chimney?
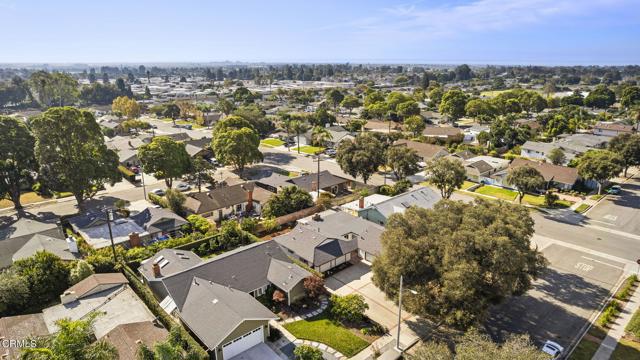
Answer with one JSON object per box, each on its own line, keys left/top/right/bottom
{"left": 311, "top": 181, "right": 318, "bottom": 192}
{"left": 129, "top": 232, "right": 142, "bottom": 247}
{"left": 60, "top": 290, "right": 77, "bottom": 305}
{"left": 358, "top": 196, "right": 365, "bottom": 209}
{"left": 152, "top": 262, "right": 161, "bottom": 278}
{"left": 66, "top": 236, "right": 79, "bottom": 254}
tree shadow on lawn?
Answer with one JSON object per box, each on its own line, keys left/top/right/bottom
{"left": 261, "top": 151, "right": 297, "bottom": 166}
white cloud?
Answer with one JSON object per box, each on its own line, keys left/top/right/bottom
{"left": 349, "top": 0, "right": 632, "bottom": 38}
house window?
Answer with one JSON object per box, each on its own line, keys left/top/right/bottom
{"left": 236, "top": 204, "right": 242, "bottom": 212}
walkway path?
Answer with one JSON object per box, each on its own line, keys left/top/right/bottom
{"left": 592, "top": 283, "right": 640, "bottom": 359}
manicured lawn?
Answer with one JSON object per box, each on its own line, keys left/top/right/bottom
{"left": 461, "top": 181, "right": 477, "bottom": 190}
{"left": 283, "top": 314, "right": 370, "bottom": 357}
{"left": 569, "top": 337, "right": 601, "bottom": 360}
{"left": 293, "top": 145, "right": 324, "bottom": 155}
{"left": 522, "top": 194, "right": 573, "bottom": 208}
{"left": 474, "top": 185, "right": 517, "bottom": 201}
{"left": 260, "top": 138, "right": 285, "bottom": 147}
{"left": 575, "top": 203, "right": 591, "bottom": 213}
{"left": 0, "top": 192, "right": 48, "bottom": 209}
{"left": 611, "top": 339, "right": 640, "bottom": 359}
{"left": 591, "top": 194, "right": 604, "bottom": 201}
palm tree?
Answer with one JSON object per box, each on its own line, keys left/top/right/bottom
{"left": 311, "top": 125, "right": 333, "bottom": 147}
{"left": 290, "top": 120, "right": 309, "bottom": 154}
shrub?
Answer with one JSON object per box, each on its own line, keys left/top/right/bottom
{"left": 148, "top": 193, "right": 166, "bottom": 207}
{"left": 303, "top": 276, "right": 325, "bottom": 299}
{"left": 240, "top": 217, "right": 259, "bottom": 234}
{"left": 544, "top": 192, "right": 559, "bottom": 207}
{"left": 330, "top": 294, "right": 369, "bottom": 323}
{"left": 259, "top": 217, "right": 280, "bottom": 234}
{"left": 615, "top": 275, "right": 638, "bottom": 301}
{"left": 268, "top": 327, "right": 282, "bottom": 342}
{"left": 187, "top": 214, "right": 214, "bottom": 234}
{"left": 69, "top": 260, "right": 95, "bottom": 285}
{"left": 273, "top": 290, "right": 286, "bottom": 304}
{"left": 294, "top": 345, "right": 323, "bottom": 360}
{"left": 165, "top": 189, "right": 186, "bottom": 215}
{"left": 598, "top": 300, "right": 622, "bottom": 327}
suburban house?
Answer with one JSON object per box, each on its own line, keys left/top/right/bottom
{"left": 303, "top": 125, "right": 354, "bottom": 148}
{"left": 521, "top": 134, "right": 611, "bottom": 164}
{"left": 11, "top": 232, "right": 81, "bottom": 264}
{"left": 139, "top": 248, "right": 203, "bottom": 299}
{"left": 593, "top": 122, "right": 636, "bottom": 137}
{"left": 392, "top": 139, "right": 449, "bottom": 163}
{"left": 340, "top": 194, "right": 392, "bottom": 216}
{"left": 184, "top": 136, "right": 213, "bottom": 159}
{"left": 42, "top": 273, "right": 157, "bottom": 339}
{"left": 275, "top": 210, "right": 385, "bottom": 269}
{"left": 106, "top": 136, "right": 146, "bottom": 168}
{"left": 0, "top": 313, "right": 50, "bottom": 359}
{"left": 287, "top": 170, "right": 353, "bottom": 196}
{"left": 422, "top": 126, "right": 463, "bottom": 140}
{"left": 447, "top": 150, "right": 476, "bottom": 162}
{"left": 463, "top": 124, "right": 490, "bottom": 144}
{"left": 156, "top": 241, "right": 311, "bottom": 359}
{"left": 67, "top": 206, "right": 187, "bottom": 249}
{"left": 102, "top": 321, "right": 169, "bottom": 360}
{"left": 461, "top": 155, "right": 510, "bottom": 183}
{"left": 184, "top": 182, "right": 273, "bottom": 221}
{"left": 0, "top": 217, "right": 63, "bottom": 269}
{"left": 357, "top": 187, "right": 442, "bottom": 225}
{"left": 495, "top": 158, "right": 580, "bottom": 190}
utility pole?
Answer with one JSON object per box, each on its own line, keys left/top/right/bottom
{"left": 105, "top": 209, "right": 117, "bottom": 264}
{"left": 396, "top": 274, "right": 417, "bottom": 353}
{"left": 316, "top": 152, "right": 321, "bottom": 199}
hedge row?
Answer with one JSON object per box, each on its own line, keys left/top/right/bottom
{"left": 121, "top": 265, "right": 209, "bottom": 359}
{"left": 614, "top": 275, "right": 638, "bottom": 301}
{"left": 598, "top": 300, "right": 622, "bottom": 328}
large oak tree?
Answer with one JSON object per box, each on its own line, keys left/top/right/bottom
{"left": 372, "top": 199, "right": 546, "bottom": 328}
{"left": 31, "top": 107, "right": 121, "bottom": 208}
{"left": 138, "top": 136, "right": 191, "bottom": 189}
{"left": 0, "top": 116, "right": 37, "bottom": 211}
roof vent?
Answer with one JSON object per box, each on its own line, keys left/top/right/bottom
{"left": 212, "top": 299, "right": 218, "bottom": 304}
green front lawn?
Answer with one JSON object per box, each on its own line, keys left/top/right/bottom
{"left": 569, "top": 338, "right": 600, "bottom": 360}
{"left": 283, "top": 314, "right": 370, "bottom": 357}
{"left": 261, "top": 138, "right": 285, "bottom": 147}
{"left": 293, "top": 145, "right": 324, "bottom": 155}
{"left": 575, "top": 203, "right": 591, "bottom": 213}
{"left": 612, "top": 339, "right": 640, "bottom": 359}
{"left": 461, "top": 181, "right": 477, "bottom": 190}
{"left": 521, "top": 194, "right": 573, "bottom": 208}
{"left": 474, "top": 185, "right": 518, "bottom": 201}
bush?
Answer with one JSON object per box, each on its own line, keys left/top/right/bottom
{"left": 303, "top": 276, "right": 325, "bottom": 299}
{"left": 598, "top": 300, "right": 622, "bottom": 327}
{"left": 240, "top": 217, "right": 259, "bottom": 234}
{"left": 259, "top": 217, "right": 280, "bottom": 234}
{"left": 165, "top": 189, "right": 186, "bottom": 215}
{"left": 294, "top": 345, "right": 323, "bottom": 360}
{"left": 268, "top": 327, "right": 282, "bottom": 342}
{"left": 544, "top": 192, "right": 559, "bottom": 207}
{"left": 148, "top": 193, "right": 166, "bottom": 207}
{"left": 615, "top": 275, "right": 638, "bottom": 301}
{"left": 69, "top": 260, "right": 94, "bottom": 285}
{"left": 330, "top": 294, "right": 369, "bottom": 323}
{"left": 187, "top": 214, "right": 214, "bottom": 234}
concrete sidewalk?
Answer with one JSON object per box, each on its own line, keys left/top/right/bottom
{"left": 592, "top": 282, "right": 640, "bottom": 360}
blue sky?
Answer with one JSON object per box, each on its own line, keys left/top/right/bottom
{"left": 1, "top": 0, "right": 639, "bottom": 65}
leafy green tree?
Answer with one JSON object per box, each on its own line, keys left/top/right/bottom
{"left": 262, "top": 185, "right": 313, "bottom": 218}
{"left": 386, "top": 146, "right": 420, "bottom": 180}
{"left": 28, "top": 71, "right": 79, "bottom": 107}
{"left": 439, "top": 89, "right": 469, "bottom": 121}
{"left": 585, "top": 85, "right": 616, "bottom": 109}
{"left": 165, "top": 189, "right": 187, "bottom": 215}
{"left": 21, "top": 314, "right": 118, "bottom": 360}
{"left": 489, "top": 116, "right": 530, "bottom": 148}
{"left": 621, "top": 86, "right": 640, "bottom": 109}
{"left": 560, "top": 90, "right": 584, "bottom": 107}
{"left": 13, "top": 251, "right": 70, "bottom": 308}
{"left": 0, "top": 269, "right": 30, "bottom": 316}
{"left": 325, "top": 89, "right": 345, "bottom": 113}
{"left": 506, "top": 166, "right": 546, "bottom": 203}
{"left": 31, "top": 107, "right": 121, "bottom": 208}
{"left": 187, "top": 214, "right": 215, "bottom": 234}
{"left": 464, "top": 99, "right": 497, "bottom": 122}
{"left": 340, "top": 95, "right": 361, "bottom": 117}
{"left": 0, "top": 116, "right": 38, "bottom": 211}
{"left": 163, "top": 103, "right": 181, "bottom": 122}
{"left": 336, "top": 133, "right": 385, "bottom": 184}
{"left": 547, "top": 148, "right": 566, "bottom": 165}
{"left": 186, "top": 156, "right": 214, "bottom": 192}
{"left": 311, "top": 125, "right": 333, "bottom": 147}
{"left": 428, "top": 86, "right": 444, "bottom": 108}
{"left": 425, "top": 157, "right": 466, "bottom": 199}
{"left": 79, "top": 83, "right": 119, "bottom": 105}
{"left": 397, "top": 100, "right": 420, "bottom": 120}
{"left": 233, "top": 104, "right": 273, "bottom": 136}
{"left": 330, "top": 294, "right": 369, "bottom": 323}
{"left": 577, "top": 150, "right": 623, "bottom": 194}
{"left": 69, "top": 260, "right": 94, "bottom": 285}
{"left": 403, "top": 115, "right": 425, "bottom": 137}
{"left": 293, "top": 345, "right": 323, "bottom": 360}
{"left": 608, "top": 133, "right": 640, "bottom": 177}
{"left": 372, "top": 200, "right": 546, "bottom": 328}
{"left": 212, "top": 126, "right": 262, "bottom": 177}
{"left": 218, "top": 221, "right": 253, "bottom": 250}
{"left": 289, "top": 119, "right": 310, "bottom": 154}
{"left": 410, "top": 329, "right": 548, "bottom": 360}
{"left": 138, "top": 136, "right": 191, "bottom": 188}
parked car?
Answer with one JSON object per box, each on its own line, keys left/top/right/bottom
{"left": 541, "top": 340, "right": 564, "bottom": 359}
{"left": 324, "top": 148, "right": 337, "bottom": 157}
{"left": 175, "top": 183, "right": 191, "bottom": 192}
{"left": 207, "top": 157, "right": 220, "bottom": 167}
{"left": 607, "top": 185, "right": 622, "bottom": 195}
{"left": 150, "top": 189, "right": 165, "bottom": 196}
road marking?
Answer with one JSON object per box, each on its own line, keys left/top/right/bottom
{"left": 590, "top": 219, "right": 616, "bottom": 226}
{"left": 580, "top": 256, "right": 625, "bottom": 270}
{"left": 585, "top": 224, "right": 640, "bottom": 242}
{"left": 603, "top": 214, "right": 618, "bottom": 222}
{"left": 575, "top": 262, "right": 594, "bottom": 272}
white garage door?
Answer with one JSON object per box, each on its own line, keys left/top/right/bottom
{"left": 222, "top": 326, "right": 263, "bottom": 359}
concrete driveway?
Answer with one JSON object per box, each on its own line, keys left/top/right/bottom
{"left": 325, "top": 263, "right": 409, "bottom": 330}
{"left": 229, "top": 343, "right": 282, "bottom": 360}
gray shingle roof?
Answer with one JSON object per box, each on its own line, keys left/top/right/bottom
{"left": 288, "top": 170, "right": 349, "bottom": 192}
{"left": 130, "top": 207, "right": 187, "bottom": 234}
{"left": 178, "top": 278, "right": 276, "bottom": 350}
{"left": 12, "top": 234, "right": 80, "bottom": 262}
{"left": 139, "top": 248, "right": 202, "bottom": 280}
{"left": 364, "top": 187, "right": 441, "bottom": 220}
{"left": 184, "top": 182, "right": 256, "bottom": 214}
